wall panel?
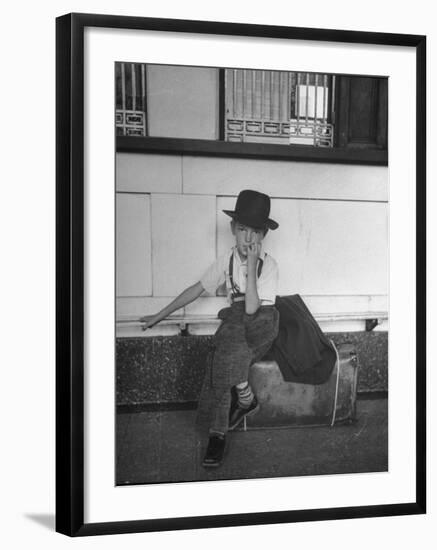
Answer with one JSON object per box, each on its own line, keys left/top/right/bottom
{"left": 217, "top": 196, "right": 388, "bottom": 296}
{"left": 116, "top": 153, "right": 182, "bottom": 193}
{"left": 151, "top": 194, "right": 217, "bottom": 296}
{"left": 183, "top": 156, "right": 388, "bottom": 201}
{"left": 116, "top": 193, "right": 152, "bottom": 297}
{"left": 147, "top": 65, "right": 218, "bottom": 140}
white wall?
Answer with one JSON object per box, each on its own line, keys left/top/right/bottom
{"left": 146, "top": 65, "right": 219, "bottom": 139}
{"left": 116, "top": 193, "right": 152, "bottom": 296}
{"left": 116, "top": 152, "right": 388, "bottom": 333}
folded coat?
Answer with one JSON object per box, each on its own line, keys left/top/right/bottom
{"left": 268, "top": 294, "right": 337, "bottom": 384}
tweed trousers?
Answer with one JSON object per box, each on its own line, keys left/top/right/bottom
{"left": 195, "top": 301, "right": 279, "bottom": 435}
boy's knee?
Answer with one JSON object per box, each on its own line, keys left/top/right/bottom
{"left": 245, "top": 307, "right": 278, "bottom": 343}
{"left": 214, "top": 320, "right": 244, "bottom": 343}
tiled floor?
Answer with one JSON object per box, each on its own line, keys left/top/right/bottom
{"left": 116, "top": 398, "right": 388, "bottom": 485}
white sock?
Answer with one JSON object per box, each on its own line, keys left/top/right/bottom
{"left": 236, "top": 382, "right": 254, "bottom": 408}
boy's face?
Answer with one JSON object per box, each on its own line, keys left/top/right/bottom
{"left": 231, "top": 220, "right": 265, "bottom": 259}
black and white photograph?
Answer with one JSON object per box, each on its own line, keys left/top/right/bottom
{"left": 2, "top": 0, "right": 433, "bottom": 546}
{"left": 53, "top": 10, "right": 426, "bottom": 537}
{"left": 115, "top": 62, "right": 389, "bottom": 484}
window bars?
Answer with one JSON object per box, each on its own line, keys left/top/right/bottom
{"left": 115, "top": 64, "right": 335, "bottom": 147}
{"left": 115, "top": 63, "right": 147, "bottom": 136}
{"left": 224, "top": 69, "right": 335, "bottom": 147}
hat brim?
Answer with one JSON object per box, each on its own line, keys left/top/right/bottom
{"left": 223, "top": 210, "right": 279, "bottom": 230}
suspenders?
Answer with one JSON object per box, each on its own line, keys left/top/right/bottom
{"left": 228, "top": 250, "right": 264, "bottom": 302}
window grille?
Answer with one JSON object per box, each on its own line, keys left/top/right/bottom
{"left": 224, "top": 69, "right": 335, "bottom": 147}
{"left": 115, "top": 62, "right": 147, "bottom": 136}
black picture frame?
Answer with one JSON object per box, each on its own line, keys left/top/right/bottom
{"left": 56, "top": 12, "right": 426, "bottom": 537}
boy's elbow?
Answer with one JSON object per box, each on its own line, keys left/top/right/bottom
{"left": 245, "top": 300, "right": 261, "bottom": 316}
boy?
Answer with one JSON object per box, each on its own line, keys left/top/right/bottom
{"left": 140, "top": 190, "right": 280, "bottom": 468}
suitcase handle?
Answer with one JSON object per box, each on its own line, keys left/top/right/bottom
{"left": 329, "top": 339, "right": 341, "bottom": 427}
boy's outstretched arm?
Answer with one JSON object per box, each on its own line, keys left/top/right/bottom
{"left": 140, "top": 281, "right": 204, "bottom": 330}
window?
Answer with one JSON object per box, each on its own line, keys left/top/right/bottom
{"left": 224, "top": 69, "right": 334, "bottom": 147}
{"left": 115, "top": 62, "right": 147, "bottom": 136}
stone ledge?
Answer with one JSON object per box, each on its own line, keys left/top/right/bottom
{"left": 116, "top": 331, "right": 387, "bottom": 406}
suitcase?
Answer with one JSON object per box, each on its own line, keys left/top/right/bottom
{"left": 242, "top": 342, "right": 359, "bottom": 429}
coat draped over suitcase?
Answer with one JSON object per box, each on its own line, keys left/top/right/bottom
{"left": 269, "top": 294, "right": 337, "bottom": 384}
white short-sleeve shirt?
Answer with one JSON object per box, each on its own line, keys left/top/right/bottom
{"left": 200, "top": 246, "right": 279, "bottom": 305}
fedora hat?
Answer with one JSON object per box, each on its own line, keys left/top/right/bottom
{"left": 223, "top": 189, "right": 279, "bottom": 230}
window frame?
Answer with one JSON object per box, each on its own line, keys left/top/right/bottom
{"left": 116, "top": 135, "right": 387, "bottom": 165}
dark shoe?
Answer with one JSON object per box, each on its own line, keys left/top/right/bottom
{"left": 228, "top": 396, "right": 260, "bottom": 431}
{"left": 228, "top": 386, "right": 239, "bottom": 422}
{"left": 202, "top": 434, "right": 227, "bottom": 468}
